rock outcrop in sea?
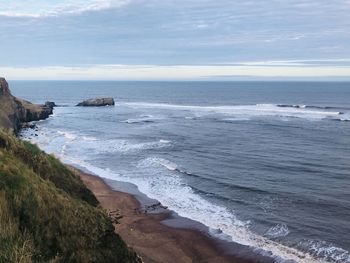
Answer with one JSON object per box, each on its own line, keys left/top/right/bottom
{"left": 76, "top": 97, "right": 115, "bottom": 107}
{"left": 45, "top": 101, "right": 56, "bottom": 109}
{"left": 0, "top": 77, "right": 54, "bottom": 133}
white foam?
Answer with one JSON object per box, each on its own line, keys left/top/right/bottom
{"left": 87, "top": 139, "right": 171, "bottom": 153}
{"left": 121, "top": 102, "right": 344, "bottom": 121}
{"left": 265, "top": 224, "right": 290, "bottom": 238}
{"left": 122, "top": 118, "right": 152, "bottom": 124}
{"left": 61, "top": 144, "right": 67, "bottom": 155}
{"left": 57, "top": 130, "right": 77, "bottom": 140}
{"left": 159, "top": 139, "right": 171, "bottom": 144}
{"left": 82, "top": 136, "right": 97, "bottom": 141}
{"left": 22, "top": 128, "right": 173, "bottom": 163}
{"left": 298, "top": 240, "right": 350, "bottom": 263}
{"left": 32, "top": 129, "right": 171, "bottom": 155}
{"left": 21, "top": 128, "right": 69, "bottom": 154}
{"left": 138, "top": 157, "right": 178, "bottom": 171}
{"left": 121, "top": 114, "right": 163, "bottom": 124}
{"left": 337, "top": 118, "right": 350, "bottom": 122}
{"left": 222, "top": 117, "right": 251, "bottom": 122}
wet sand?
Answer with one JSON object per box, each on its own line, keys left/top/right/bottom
{"left": 69, "top": 166, "right": 267, "bottom": 263}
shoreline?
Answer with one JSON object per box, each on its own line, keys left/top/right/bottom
{"left": 68, "top": 165, "right": 271, "bottom": 263}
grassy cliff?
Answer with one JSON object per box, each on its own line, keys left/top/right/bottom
{"left": 0, "top": 130, "right": 140, "bottom": 263}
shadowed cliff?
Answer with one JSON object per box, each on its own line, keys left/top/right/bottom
{"left": 0, "top": 78, "right": 53, "bottom": 134}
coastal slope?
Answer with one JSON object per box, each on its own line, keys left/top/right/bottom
{"left": 0, "top": 130, "right": 140, "bottom": 262}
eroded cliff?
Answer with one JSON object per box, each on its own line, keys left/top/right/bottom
{"left": 0, "top": 78, "right": 53, "bottom": 133}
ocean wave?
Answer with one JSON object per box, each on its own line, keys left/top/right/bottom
{"left": 138, "top": 157, "right": 178, "bottom": 171}
{"left": 101, "top": 139, "right": 171, "bottom": 153}
{"left": 121, "top": 118, "right": 155, "bottom": 124}
{"left": 53, "top": 130, "right": 172, "bottom": 154}
{"left": 277, "top": 104, "right": 304, "bottom": 109}
{"left": 82, "top": 136, "right": 97, "bottom": 141}
{"left": 121, "top": 102, "right": 346, "bottom": 121}
{"left": 221, "top": 117, "right": 251, "bottom": 122}
{"left": 58, "top": 138, "right": 172, "bottom": 155}
{"left": 21, "top": 128, "right": 172, "bottom": 156}
{"left": 57, "top": 130, "right": 77, "bottom": 141}
{"left": 297, "top": 240, "right": 350, "bottom": 263}
{"left": 265, "top": 224, "right": 290, "bottom": 238}
{"left": 331, "top": 118, "right": 350, "bottom": 122}
{"left": 277, "top": 104, "right": 350, "bottom": 111}
{"left": 121, "top": 114, "right": 163, "bottom": 124}
{"left": 20, "top": 128, "right": 78, "bottom": 156}
{"left": 139, "top": 157, "right": 196, "bottom": 176}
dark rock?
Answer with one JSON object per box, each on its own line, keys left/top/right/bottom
{"left": 45, "top": 101, "right": 56, "bottom": 109}
{"left": 76, "top": 98, "right": 115, "bottom": 107}
{"left": 21, "top": 123, "right": 37, "bottom": 129}
{"left": 138, "top": 202, "right": 168, "bottom": 214}
{"left": 13, "top": 98, "right": 53, "bottom": 123}
{"left": 0, "top": 78, "right": 11, "bottom": 96}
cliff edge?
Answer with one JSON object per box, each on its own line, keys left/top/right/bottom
{"left": 0, "top": 78, "right": 53, "bottom": 134}
{"left": 0, "top": 78, "right": 140, "bottom": 262}
{"left": 0, "top": 130, "right": 140, "bottom": 262}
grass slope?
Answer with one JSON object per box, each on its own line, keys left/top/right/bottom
{"left": 0, "top": 130, "right": 140, "bottom": 263}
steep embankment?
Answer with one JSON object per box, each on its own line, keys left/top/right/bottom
{"left": 0, "top": 131, "right": 140, "bottom": 262}
{"left": 0, "top": 78, "right": 53, "bottom": 134}
{"left": 0, "top": 79, "right": 140, "bottom": 262}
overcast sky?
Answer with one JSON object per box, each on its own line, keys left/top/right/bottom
{"left": 1, "top": 0, "right": 350, "bottom": 80}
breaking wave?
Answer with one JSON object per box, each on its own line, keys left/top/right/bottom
{"left": 277, "top": 104, "right": 350, "bottom": 111}
{"left": 265, "top": 224, "right": 290, "bottom": 238}
{"left": 297, "top": 240, "right": 350, "bottom": 263}
{"left": 121, "top": 102, "right": 348, "bottom": 121}
{"left": 121, "top": 114, "right": 164, "bottom": 124}
{"left": 21, "top": 128, "right": 172, "bottom": 156}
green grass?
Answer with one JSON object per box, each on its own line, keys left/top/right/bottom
{"left": 0, "top": 130, "right": 140, "bottom": 263}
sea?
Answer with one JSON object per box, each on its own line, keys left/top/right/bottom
{"left": 11, "top": 81, "right": 350, "bottom": 263}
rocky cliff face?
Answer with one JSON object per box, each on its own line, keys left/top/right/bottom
{"left": 0, "top": 78, "right": 11, "bottom": 96}
{"left": 77, "top": 97, "right": 115, "bottom": 107}
{"left": 0, "top": 77, "right": 53, "bottom": 133}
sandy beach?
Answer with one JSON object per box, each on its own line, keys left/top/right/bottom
{"left": 68, "top": 166, "right": 263, "bottom": 263}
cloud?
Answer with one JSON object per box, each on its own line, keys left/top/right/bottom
{"left": 221, "top": 59, "right": 350, "bottom": 67}
{"left": 0, "top": 0, "right": 130, "bottom": 18}
{"left": 1, "top": 63, "right": 350, "bottom": 80}
{"left": 0, "top": 0, "right": 350, "bottom": 70}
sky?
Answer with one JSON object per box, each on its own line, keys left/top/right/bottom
{"left": 0, "top": 0, "right": 350, "bottom": 80}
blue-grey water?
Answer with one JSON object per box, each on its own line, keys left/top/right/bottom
{"left": 11, "top": 81, "right": 350, "bottom": 263}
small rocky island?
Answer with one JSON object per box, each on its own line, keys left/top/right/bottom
{"left": 0, "top": 78, "right": 54, "bottom": 134}
{"left": 76, "top": 97, "right": 115, "bottom": 107}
